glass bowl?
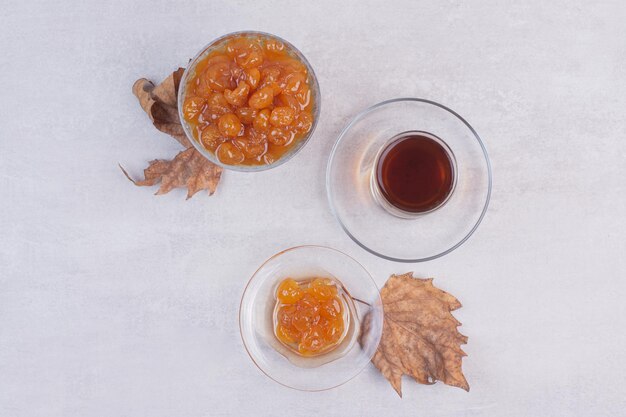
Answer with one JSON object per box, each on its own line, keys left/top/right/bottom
{"left": 326, "top": 98, "right": 492, "bottom": 262}
{"left": 239, "top": 245, "right": 384, "bottom": 391}
{"left": 177, "top": 31, "right": 321, "bottom": 172}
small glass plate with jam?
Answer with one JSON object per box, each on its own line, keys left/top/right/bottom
{"left": 239, "top": 246, "right": 383, "bottom": 391}
{"left": 326, "top": 98, "right": 492, "bottom": 262}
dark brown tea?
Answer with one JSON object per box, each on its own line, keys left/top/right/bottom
{"left": 375, "top": 133, "right": 455, "bottom": 213}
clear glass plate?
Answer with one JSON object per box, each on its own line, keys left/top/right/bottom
{"left": 239, "top": 246, "right": 383, "bottom": 391}
{"left": 326, "top": 98, "right": 492, "bottom": 262}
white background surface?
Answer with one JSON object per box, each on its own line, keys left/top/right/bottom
{"left": 1, "top": 1, "right": 625, "bottom": 416}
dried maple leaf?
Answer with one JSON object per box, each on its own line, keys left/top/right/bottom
{"left": 369, "top": 273, "right": 469, "bottom": 397}
{"left": 123, "top": 69, "right": 223, "bottom": 198}
{"left": 120, "top": 148, "right": 222, "bottom": 199}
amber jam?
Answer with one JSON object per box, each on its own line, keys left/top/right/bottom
{"left": 181, "top": 34, "right": 315, "bottom": 167}
{"left": 374, "top": 132, "right": 456, "bottom": 215}
{"left": 273, "top": 277, "right": 350, "bottom": 357}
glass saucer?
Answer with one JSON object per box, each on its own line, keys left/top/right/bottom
{"left": 326, "top": 98, "right": 492, "bottom": 262}
{"left": 239, "top": 246, "right": 383, "bottom": 391}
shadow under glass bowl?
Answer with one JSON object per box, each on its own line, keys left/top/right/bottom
{"left": 326, "top": 98, "right": 492, "bottom": 263}
{"left": 177, "top": 31, "right": 321, "bottom": 172}
{"left": 239, "top": 245, "right": 384, "bottom": 391}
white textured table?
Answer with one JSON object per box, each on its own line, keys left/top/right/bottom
{"left": 2, "top": 1, "right": 625, "bottom": 416}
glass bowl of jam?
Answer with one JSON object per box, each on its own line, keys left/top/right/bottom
{"left": 239, "top": 245, "right": 383, "bottom": 391}
{"left": 326, "top": 98, "right": 492, "bottom": 262}
{"left": 178, "top": 31, "right": 321, "bottom": 171}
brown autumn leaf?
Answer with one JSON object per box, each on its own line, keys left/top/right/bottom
{"left": 120, "top": 147, "right": 222, "bottom": 199}
{"left": 132, "top": 68, "right": 190, "bottom": 147}
{"left": 122, "top": 69, "right": 223, "bottom": 198}
{"left": 369, "top": 273, "right": 469, "bottom": 397}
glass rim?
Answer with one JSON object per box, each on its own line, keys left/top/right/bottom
{"left": 326, "top": 97, "right": 493, "bottom": 263}
{"left": 177, "top": 30, "right": 321, "bottom": 172}
{"left": 238, "top": 244, "right": 383, "bottom": 391}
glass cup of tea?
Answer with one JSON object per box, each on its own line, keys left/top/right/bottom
{"left": 370, "top": 130, "right": 458, "bottom": 219}
{"left": 326, "top": 98, "right": 492, "bottom": 262}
